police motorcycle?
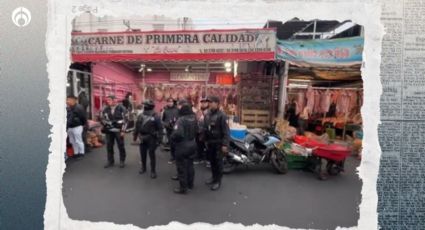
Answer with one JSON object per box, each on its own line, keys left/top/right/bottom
{"left": 224, "top": 124, "right": 288, "bottom": 174}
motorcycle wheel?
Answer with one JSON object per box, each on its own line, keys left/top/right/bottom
{"left": 270, "top": 149, "right": 288, "bottom": 174}
{"left": 223, "top": 156, "right": 237, "bottom": 174}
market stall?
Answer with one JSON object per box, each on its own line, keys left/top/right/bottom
{"left": 70, "top": 28, "right": 277, "bottom": 130}
{"left": 275, "top": 37, "right": 364, "bottom": 175}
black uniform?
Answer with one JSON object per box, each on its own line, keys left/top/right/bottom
{"left": 285, "top": 102, "right": 298, "bottom": 127}
{"left": 100, "top": 103, "right": 128, "bottom": 165}
{"left": 133, "top": 108, "right": 163, "bottom": 176}
{"left": 171, "top": 104, "right": 198, "bottom": 192}
{"left": 196, "top": 108, "right": 208, "bottom": 162}
{"left": 162, "top": 104, "right": 179, "bottom": 160}
{"left": 67, "top": 103, "right": 87, "bottom": 129}
{"left": 203, "top": 108, "right": 230, "bottom": 186}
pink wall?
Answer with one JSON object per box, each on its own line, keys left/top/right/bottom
{"left": 91, "top": 61, "right": 236, "bottom": 115}
{"left": 92, "top": 62, "right": 142, "bottom": 114}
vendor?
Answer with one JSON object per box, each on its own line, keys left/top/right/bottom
{"left": 298, "top": 106, "right": 309, "bottom": 135}
{"left": 285, "top": 99, "right": 298, "bottom": 128}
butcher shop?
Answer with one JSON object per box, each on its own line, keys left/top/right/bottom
{"left": 68, "top": 28, "right": 278, "bottom": 135}
{"left": 275, "top": 36, "right": 364, "bottom": 163}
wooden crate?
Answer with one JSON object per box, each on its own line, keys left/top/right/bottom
{"left": 241, "top": 110, "right": 271, "bottom": 128}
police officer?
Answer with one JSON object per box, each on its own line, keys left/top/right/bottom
{"left": 194, "top": 97, "right": 209, "bottom": 165}
{"left": 162, "top": 97, "right": 179, "bottom": 163}
{"left": 203, "top": 96, "right": 230, "bottom": 191}
{"left": 133, "top": 99, "right": 163, "bottom": 179}
{"left": 100, "top": 95, "right": 128, "bottom": 168}
{"left": 171, "top": 100, "right": 198, "bottom": 194}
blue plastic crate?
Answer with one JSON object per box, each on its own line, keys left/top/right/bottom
{"left": 230, "top": 129, "right": 246, "bottom": 140}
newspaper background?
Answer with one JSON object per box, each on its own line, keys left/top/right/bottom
{"left": 377, "top": 0, "right": 425, "bottom": 229}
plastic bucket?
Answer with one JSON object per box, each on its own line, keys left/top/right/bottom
{"left": 230, "top": 128, "right": 247, "bottom": 140}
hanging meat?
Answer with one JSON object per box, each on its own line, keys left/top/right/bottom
{"left": 296, "top": 90, "right": 305, "bottom": 115}
{"left": 358, "top": 91, "right": 363, "bottom": 108}
{"left": 164, "top": 86, "right": 171, "bottom": 100}
{"left": 200, "top": 86, "right": 207, "bottom": 98}
{"left": 146, "top": 86, "right": 155, "bottom": 100}
{"left": 336, "top": 90, "right": 350, "bottom": 115}
{"left": 183, "top": 86, "right": 190, "bottom": 99}
{"left": 336, "top": 91, "right": 342, "bottom": 114}
{"left": 206, "top": 86, "right": 212, "bottom": 98}
{"left": 171, "top": 86, "right": 178, "bottom": 100}
{"left": 189, "top": 85, "right": 197, "bottom": 98}
{"left": 313, "top": 90, "right": 321, "bottom": 114}
{"left": 176, "top": 86, "right": 183, "bottom": 100}
{"left": 320, "top": 89, "right": 332, "bottom": 114}
{"left": 305, "top": 86, "right": 315, "bottom": 114}
{"left": 154, "top": 85, "right": 164, "bottom": 102}
{"left": 189, "top": 86, "right": 198, "bottom": 107}
{"left": 141, "top": 86, "right": 148, "bottom": 102}
{"left": 348, "top": 90, "right": 358, "bottom": 113}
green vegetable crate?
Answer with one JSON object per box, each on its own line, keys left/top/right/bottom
{"left": 286, "top": 154, "right": 309, "bottom": 169}
{"left": 282, "top": 142, "right": 309, "bottom": 170}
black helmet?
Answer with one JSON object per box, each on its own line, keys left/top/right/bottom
{"left": 143, "top": 99, "right": 155, "bottom": 110}
{"left": 207, "top": 95, "right": 220, "bottom": 103}
{"left": 178, "top": 99, "right": 189, "bottom": 106}
{"left": 179, "top": 103, "right": 193, "bottom": 116}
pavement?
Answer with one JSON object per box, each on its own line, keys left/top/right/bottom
{"left": 63, "top": 135, "right": 362, "bottom": 230}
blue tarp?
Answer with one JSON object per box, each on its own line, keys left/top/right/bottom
{"left": 276, "top": 37, "right": 364, "bottom": 67}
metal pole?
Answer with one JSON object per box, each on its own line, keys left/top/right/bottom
{"left": 313, "top": 20, "right": 317, "bottom": 39}
{"left": 278, "top": 61, "right": 289, "bottom": 118}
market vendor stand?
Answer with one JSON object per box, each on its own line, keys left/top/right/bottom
{"left": 70, "top": 28, "right": 277, "bottom": 123}
{"left": 272, "top": 36, "right": 364, "bottom": 178}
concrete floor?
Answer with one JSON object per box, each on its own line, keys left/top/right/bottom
{"left": 63, "top": 135, "right": 362, "bottom": 230}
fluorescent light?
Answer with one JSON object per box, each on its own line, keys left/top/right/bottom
{"left": 233, "top": 61, "right": 238, "bottom": 77}
{"left": 224, "top": 62, "right": 231, "bottom": 68}
{"left": 226, "top": 67, "right": 232, "bottom": 72}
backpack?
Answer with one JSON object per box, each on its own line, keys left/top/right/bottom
{"left": 136, "top": 113, "right": 156, "bottom": 136}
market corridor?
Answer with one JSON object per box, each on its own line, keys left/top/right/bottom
{"left": 63, "top": 135, "right": 362, "bottom": 229}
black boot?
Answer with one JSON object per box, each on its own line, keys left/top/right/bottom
{"left": 188, "top": 184, "right": 194, "bottom": 190}
{"left": 139, "top": 167, "right": 146, "bottom": 174}
{"left": 151, "top": 172, "right": 157, "bottom": 179}
{"left": 205, "top": 177, "right": 214, "bottom": 185}
{"left": 104, "top": 162, "right": 114, "bottom": 168}
{"left": 210, "top": 182, "right": 221, "bottom": 191}
{"left": 173, "top": 187, "right": 187, "bottom": 194}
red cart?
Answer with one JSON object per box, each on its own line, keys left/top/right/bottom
{"left": 293, "top": 135, "right": 350, "bottom": 180}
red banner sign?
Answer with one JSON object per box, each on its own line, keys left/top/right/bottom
{"left": 71, "top": 29, "right": 276, "bottom": 62}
